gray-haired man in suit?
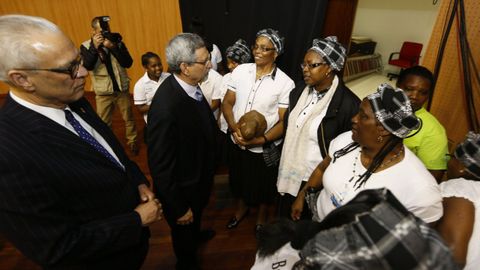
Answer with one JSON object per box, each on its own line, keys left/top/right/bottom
{"left": 0, "top": 14, "right": 162, "bottom": 270}
{"left": 147, "top": 33, "right": 218, "bottom": 270}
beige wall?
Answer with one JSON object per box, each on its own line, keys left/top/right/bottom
{"left": 352, "top": 0, "right": 440, "bottom": 74}
{"left": 0, "top": 0, "right": 183, "bottom": 94}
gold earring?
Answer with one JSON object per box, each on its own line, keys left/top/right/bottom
{"left": 377, "top": 135, "right": 383, "bottom": 143}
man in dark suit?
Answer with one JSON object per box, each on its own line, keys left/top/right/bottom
{"left": 0, "top": 15, "right": 162, "bottom": 270}
{"left": 147, "top": 33, "right": 218, "bottom": 270}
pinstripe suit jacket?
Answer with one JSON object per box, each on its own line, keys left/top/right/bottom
{"left": 0, "top": 94, "right": 150, "bottom": 269}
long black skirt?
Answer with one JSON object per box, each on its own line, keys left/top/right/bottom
{"left": 227, "top": 138, "right": 278, "bottom": 206}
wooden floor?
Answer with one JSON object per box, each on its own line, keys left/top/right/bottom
{"left": 0, "top": 92, "right": 258, "bottom": 270}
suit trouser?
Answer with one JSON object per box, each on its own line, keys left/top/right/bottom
{"left": 164, "top": 205, "right": 204, "bottom": 270}
{"left": 45, "top": 228, "right": 150, "bottom": 270}
{"left": 95, "top": 91, "right": 137, "bottom": 145}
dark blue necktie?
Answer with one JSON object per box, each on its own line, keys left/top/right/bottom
{"left": 195, "top": 87, "right": 204, "bottom": 102}
{"left": 64, "top": 110, "right": 123, "bottom": 169}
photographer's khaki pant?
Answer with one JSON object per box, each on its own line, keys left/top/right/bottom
{"left": 95, "top": 91, "right": 137, "bottom": 145}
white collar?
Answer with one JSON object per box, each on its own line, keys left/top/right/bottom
{"left": 173, "top": 74, "right": 199, "bottom": 100}
{"left": 141, "top": 71, "right": 165, "bottom": 84}
{"left": 9, "top": 91, "right": 71, "bottom": 128}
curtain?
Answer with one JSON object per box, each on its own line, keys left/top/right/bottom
{"left": 179, "top": 0, "right": 329, "bottom": 82}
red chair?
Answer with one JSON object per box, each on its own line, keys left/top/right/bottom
{"left": 387, "top": 42, "right": 423, "bottom": 80}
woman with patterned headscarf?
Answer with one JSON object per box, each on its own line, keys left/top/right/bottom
{"left": 218, "top": 39, "right": 251, "bottom": 134}
{"left": 292, "top": 84, "right": 443, "bottom": 224}
{"left": 222, "top": 28, "right": 295, "bottom": 234}
{"left": 438, "top": 132, "right": 480, "bottom": 269}
{"left": 276, "top": 37, "right": 360, "bottom": 219}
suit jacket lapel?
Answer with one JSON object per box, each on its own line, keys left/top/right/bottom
{"left": 2, "top": 95, "right": 122, "bottom": 170}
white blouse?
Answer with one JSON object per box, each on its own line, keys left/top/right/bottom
{"left": 440, "top": 178, "right": 480, "bottom": 270}
{"left": 226, "top": 63, "right": 294, "bottom": 153}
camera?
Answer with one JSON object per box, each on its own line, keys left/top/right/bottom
{"left": 96, "top": 16, "right": 122, "bottom": 43}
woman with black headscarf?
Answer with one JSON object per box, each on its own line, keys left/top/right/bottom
{"left": 292, "top": 84, "right": 443, "bottom": 224}
{"left": 277, "top": 36, "right": 360, "bottom": 219}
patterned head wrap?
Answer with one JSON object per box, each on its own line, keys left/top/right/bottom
{"left": 256, "top": 28, "right": 284, "bottom": 55}
{"left": 309, "top": 36, "right": 347, "bottom": 71}
{"left": 226, "top": 39, "right": 251, "bottom": 64}
{"left": 367, "top": 83, "right": 420, "bottom": 138}
{"left": 293, "top": 188, "right": 457, "bottom": 270}
{"left": 455, "top": 131, "right": 480, "bottom": 179}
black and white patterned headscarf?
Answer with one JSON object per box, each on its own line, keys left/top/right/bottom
{"left": 310, "top": 36, "right": 346, "bottom": 71}
{"left": 455, "top": 131, "right": 480, "bottom": 179}
{"left": 367, "top": 83, "right": 420, "bottom": 138}
{"left": 226, "top": 39, "right": 251, "bottom": 64}
{"left": 256, "top": 28, "right": 284, "bottom": 55}
{"left": 293, "top": 189, "right": 457, "bottom": 270}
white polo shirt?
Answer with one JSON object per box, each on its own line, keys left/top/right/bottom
{"left": 210, "top": 69, "right": 226, "bottom": 101}
{"left": 199, "top": 69, "right": 223, "bottom": 119}
{"left": 211, "top": 44, "right": 223, "bottom": 71}
{"left": 133, "top": 72, "right": 170, "bottom": 122}
{"left": 218, "top": 72, "right": 233, "bottom": 133}
{"left": 226, "top": 63, "right": 294, "bottom": 153}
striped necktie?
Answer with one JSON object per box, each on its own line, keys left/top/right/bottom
{"left": 195, "top": 87, "right": 204, "bottom": 102}
{"left": 64, "top": 110, "right": 123, "bottom": 169}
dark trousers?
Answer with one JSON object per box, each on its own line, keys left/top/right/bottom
{"left": 164, "top": 206, "right": 204, "bottom": 270}
{"left": 46, "top": 228, "right": 150, "bottom": 270}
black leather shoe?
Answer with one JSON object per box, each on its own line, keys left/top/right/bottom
{"left": 226, "top": 209, "right": 249, "bottom": 229}
{"left": 254, "top": 224, "right": 264, "bottom": 239}
{"left": 197, "top": 229, "right": 216, "bottom": 244}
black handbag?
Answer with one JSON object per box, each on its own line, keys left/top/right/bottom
{"left": 262, "top": 141, "right": 280, "bottom": 167}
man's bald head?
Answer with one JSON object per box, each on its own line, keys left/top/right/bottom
{"left": 0, "top": 15, "right": 70, "bottom": 81}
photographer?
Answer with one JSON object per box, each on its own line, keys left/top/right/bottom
{"left": 81, "top": 16, "right": 139, "bottom": 155}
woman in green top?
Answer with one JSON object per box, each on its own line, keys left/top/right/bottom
{"left": 397, "top": 66, "right": 449, "bottom": 182}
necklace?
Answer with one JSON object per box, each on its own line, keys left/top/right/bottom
{"left": 333, "top": 149, "right": 362, "bottom": 207}
{"left": 349, "top": 146, "right": 404, "bottom": 183}
{"left": 348, "top": 150, "right": 363, "bottom": 183}
{"left": 379, "top": 147, "right": 404, "bottom": 168}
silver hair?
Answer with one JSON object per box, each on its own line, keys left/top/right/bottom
{"left": 0, "top": 15, "right": 61, "bottom": 81}
{"left": 166, "top": 33, "right": 205, "bottom": 74}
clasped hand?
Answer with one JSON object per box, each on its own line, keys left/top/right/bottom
{"left": 176, "top": 208, "right": 194, "bottom": 225}
{"left": 232, "top": 129, "right": 263, "bottom": 147}
{"left": 134, "top": 184, "right": 163, "bottom": 226}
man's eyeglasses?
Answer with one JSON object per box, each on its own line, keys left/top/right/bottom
{"left": 189, "top": 59, "right": 211, "bottom": 66}
{"left": 251, "top": 44, "right": 276, "bottom": 53}
{"left": 188, "top": 53, "right": 211, "bottom": 66}
{"left": 14, "top": 55, "right": 83, "bottom": 79}
{"left": 300, "top": 62, "right": 328, "bottom": 70}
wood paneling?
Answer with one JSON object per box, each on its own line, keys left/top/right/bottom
{"left": 322, "top": 0, "right": 359, "bottom": 48}
{"left": 422, "top": 0, "right": 480, "bottom": 146}
{"left": 0, "top": 0, "right": 183, "bottom": 94}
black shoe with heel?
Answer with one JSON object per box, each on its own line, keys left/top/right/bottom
{"left": 226, "top": 209, "right": 249, "bottom": 229}
{"left": 254, "top": 224, "right": 264, "bottom": 239}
